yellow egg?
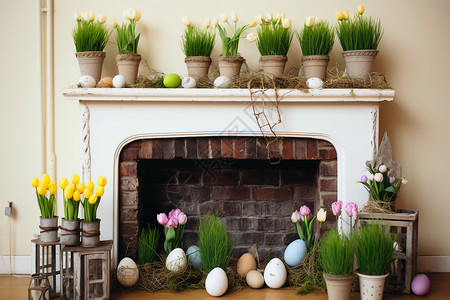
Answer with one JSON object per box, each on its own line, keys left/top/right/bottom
{"left": 236, "top": 253, "right": 257, "bottom": 277}
{"left": 96, "top": 77, "right": 113, "bottom": 88}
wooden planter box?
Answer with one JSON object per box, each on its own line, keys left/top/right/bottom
{"left": 31, "top": 239, "right": 61, "bottom": 298}
{"left": 358, "top": 209, "right": 419, "bottom": 294}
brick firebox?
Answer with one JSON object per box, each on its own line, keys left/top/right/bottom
{"left": 118, "top": 136, "right": 337, "bottom": 260}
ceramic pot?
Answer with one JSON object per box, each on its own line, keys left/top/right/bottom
{"left": 39, "top": 216, "right": 58, "bottom": 243}
{"left": 302, "top": 55, "right": 330, "bottom": 80}
{"left": 323, "top": 272, "right": 354, "bottom": 300}
{"left": 81, "top": 219, "right": 101, "bottom": 247}
{"left": 59, "top": 218, "right": 80, "bottom": 245}
{"left": 184, "top": 56, "right": 212, "bottom": 79}
{"left": 218, "top": 55, "right": 245, "bottom": 79}
{"left": 357, "top": 272, "right": 388, "bottom": 300}
{"left": 75, "top": 51, "right": 106, "bottom": 83}
{"left": 260, "top": 55, "right": 288, "bottom": 78}
{"left": 116, "top": 53, "right": 142, "bottom": 85}
{"left": 342, "top": 50, "right": 378, "bottom": 79}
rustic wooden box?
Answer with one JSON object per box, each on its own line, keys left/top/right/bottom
{"left": 31, "top": 238, "right": 61, "bottom": 298}
{"left": 60, "top": 240, "right": 112, "bottom": 300}
{"left": 358, "top": 209, "right": 419, "bottom": 294}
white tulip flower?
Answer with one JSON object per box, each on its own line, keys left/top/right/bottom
{"left": 282, "top": 17, "right": 291, "bottom": 29}
{"left": 96, "top": 13, "right": 107, "bottom": 24}
{"left": 231, "top": 11, "right": 238, "bottom": 23}
{"left": 212, "top": 18, "right": 219, "bottom": 26}
{"left": 314, "top": 16, "right": 322, "bottom": 24}
{"left": 182, "top": 16, "right": 191, "bottom": 26}
{"left": 204, "top": 18, "right": 211, "bottom": 28}
{"left": 305, "top": 16, "right": 314, "bottom": 27}
{"left": 220, "top": 12, "right": 228, "bottom": 22}
{"left": 74, "top": 12, "right": 81, "bottom": 21}
{"left": 246, "top": 32, "right": 257, "bottom": 42}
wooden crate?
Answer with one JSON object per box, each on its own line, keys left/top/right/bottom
{"left": 31, "top": 238, "right": 61, "bottom": 298}
{"left": 358, "top": 209, "right": 419, "bottom": 294}
{"left": 60, "top": 240, "right": 112, "bottom": 300}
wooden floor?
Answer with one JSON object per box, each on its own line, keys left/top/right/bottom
{"left": 1, "top": 273, "right": 448, "bottom": 299}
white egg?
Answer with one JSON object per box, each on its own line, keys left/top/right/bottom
{"left": 214, "top": 76, "right": 231, "bottom": 88}
{"left": 264, "top": 258, "right": 287, "bottom": 289}
{"left": 113, "top": 75, "right": 126, "bottom": 88}
{"left": 205, "top": 267, "right": 228, "bottom": 297}
{"left": 182, "top": 76, "right": 197, "bottom": 88}
{"left": 165, "top": 248, "right": 187, "bottom": 272}
{"left": 306, "top": 77, "right": 324, "bottom": 89}
{"left": 117, "top": 257, "right": 139, "bottom": 287}
{"left": 79, "top": 75, "right": 96, "bottom": 88}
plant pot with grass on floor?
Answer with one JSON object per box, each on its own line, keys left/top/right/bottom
{"left": 181, "top": 16, "right": 215, "bottom": 80}
{"left": 297, "top": 16, "right": 335, "bottom": 80}
{"left": 254, "top": 13, "right": 294, "bottom": 78}
{"left": 114, "top": 8, "right": 142, "bottom": 86}
{"left": 355, "top": 224, "right": 395, "bottom": 300}
{"left": 336, "top": 5, "right": 383, "bottom": 79}
{"left": 73, "top": 12, "right": 110, "bottom": 83}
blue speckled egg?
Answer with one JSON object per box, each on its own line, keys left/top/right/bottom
{"left": 186, "top": 245, "right": 202, "bottom": 268}
{"left": 284, "top": 239, "right": 307, "bottom": 267}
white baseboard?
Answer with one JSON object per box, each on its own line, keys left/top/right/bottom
{"left": 1, "top": 254, "right": 449, "bottom": 274}
{"left": 418, "top": 255, "right": 450, "bottom": 273}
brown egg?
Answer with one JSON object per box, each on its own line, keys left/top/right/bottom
{"left": 246, "top": 270, "right": 264, "bottom": 289}
{"left": 97, "top": 77, "right": 113, "bottom": 88}
{"left": 236, "top": 253, "right": 257, "bottom": 277}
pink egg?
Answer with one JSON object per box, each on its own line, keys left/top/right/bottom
{"left": 411, "top": 274, "right": 430, "bottom": 296}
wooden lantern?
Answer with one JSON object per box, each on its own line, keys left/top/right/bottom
{"left": 28, "top": 273, "right": 50, "bottom": 300}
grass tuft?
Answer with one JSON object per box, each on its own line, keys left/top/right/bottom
{"left": 297, "top": 21, "right": 335, "bottom": 56}
{"left": 72, "top": 19, "right": 110, "bottom": 52}
{"left": 256, "top": 18, "right": 293, "bottom": 56}
{"left": 319, "top": 228, "right": 353, "bottom": 275}
{"left": 336, "top": 15, "right": 382, "bottom": 51}
{"left": 137, "top": 224, "right": 160, "bottom": 265}
{"left": 181, "top": 25, "right": 215, "bottom": 57}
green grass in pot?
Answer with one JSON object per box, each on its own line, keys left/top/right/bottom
{"left": 319, "top": 228, "right": 353, "bottom": 275}
{"left": 181, "top": 25, "right": 216, "bottom": 57}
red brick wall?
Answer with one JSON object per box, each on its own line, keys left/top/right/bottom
{"left": 119, "top": 137, "right": 337, "bottom": 259}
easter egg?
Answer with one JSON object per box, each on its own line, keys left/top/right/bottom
{"left": 264, "top": 258, "right": 287, "bottom": 289}
{"left": 79, "top": 75, "right": 96, "bottom": 88}
{"left": 284, "top": 239, "right": 307, "bottom": 267}
{"left": 165, "top": 248, "right": 187, "bottom": 272}
{"left": 163, "top": 73, "right": 181, "bottom": 88}
{"left": 236, "top": 253, "right": 257, "bottom": 277}
{"left": 246, "top": 270, "right": 264, "bottom": 289}
{"left": 214, "top": 76, "right": 231, "bottom": 88}
{"left": 306, "top": 77, "right": 324, "bottom": 89}
{"left": 112, "top": 75, "right": 126, "bottom": 88}
{"left": 117, "top": 257, "right": 139, "bottom": 287}
{"left": 182, "top": 76, "right": 197, "bottom": 88}
{"left": 186, "top": 245, "right": 202, "bottom": 268}
{"left": 96, "top": 77, "right": 113, "bottom": 88}
{"left": 205, "top": 267, "right": 228, "bottom": 297}
{"left": 411, "top": 274, "right": 430, "bottom": 296}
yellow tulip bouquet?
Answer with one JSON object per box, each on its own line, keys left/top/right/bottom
{"left": 31, "top": 174, "right": 57, "bottom": 218}
{"left": 59, "top": 174, "right": 84, "bottom": 221}
{"left": 82, "top": 176, "right": 107, "bottom": 222}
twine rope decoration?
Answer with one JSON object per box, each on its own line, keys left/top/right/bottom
{"left": 39, "top": 225, "right": 58, "bottom": 233}
{"left": 58, "top": 225, "right": 80, "bottom": 236}
{"left": 82, "top": 229, "right": 100, "bottom": 237}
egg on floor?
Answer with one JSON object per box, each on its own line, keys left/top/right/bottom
{"left": 264, "top": 258, "right": 287, "bottom": 289}
{"left": 284, "top": 239, "right": 307, "bottom": 267}
{"left": 117, "top": 257, "right": 139, "bottom": 287}
{"left": 165, "top": 248, "right": 187, "bottom": 272}
{"left": 205, "top": 267, "right": 228, "bottom": 297}
{"left": 112, "top": 75, "right": 126, "bottom": 88}
{"left": 236, "top": 253, "right": 257, "bottom": 277}
{"left": 411, "top": 274, "right": 430, "bottom": 296}
{"left": 246, "top": 270, "right": 264, "bottom": 289}
{"left": 79, "top": 75, "right": 96, "bottom": 88}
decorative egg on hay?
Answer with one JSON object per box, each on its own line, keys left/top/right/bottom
{"left": 96, "top": 77, "right": 113, "bottom": 88}
{"left": 166, "top": 248, "right": 187, "bottom": 272}
{"left": 236, "top": 253, "right": 257, "bottom": 277}
{"left": 214, "top": 76, "right": 231, "bottom": 88}
{"left": 112, "top": 75, "right": 126, "bottom": 88}
{"left": 306, "top": 77, "right": 324, "bottom": 89}
{"left": 264, "top": 258, "right": 286, "bottom": 289}
{"left": 117, "top": 257, "right": 139, "bottom": 287}
{"left": 284, "top": 239, "right": 307, "bottom": 267}
{"left": 78, "top": 75, "right": 96, "bottom": 88}
{"left": 182, "top": 76, "right": 197, "bottom": 88}
{"left": 246, "top": 270, "right": 264, "bottom": 289}
{"left": 186, "top": 245, "right": 202, "bottom": 268}
{"left": 163, "top": 73, "right": 182, "bottom": 88}
{"left": 205, "top": 267, "right": 228, "bottom": 297}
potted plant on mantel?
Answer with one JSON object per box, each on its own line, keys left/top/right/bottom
{"left": 254, "top": 13, "right": 293, "bottom": 78}
{"left": 114, "top": 8, "right": 142, "bottom": 85}
{"left": 297, "top": 16, "right": 335, "bottom": 80}
{"left": 336, "top": 5, "right": 383, "bottom": 79}
{"left": 181, "top": 16, "right": 216, "bottom": 80}
{"left": 58, "top": 174, "right": 83, "bottom": 245}
{"left": 72, "top": 11, "right": 110, "bottom": 83}
{"left": 355, "top": 224, "right": 395, "bottom": 300}
{"left": 80, "top": 176, "right": 107, "bottom": 247}
{"left": 215, "top": 12, "right": 257, "bottom": 79}
{"left": 32, "top": 174, "right": 58, "bottom": 243}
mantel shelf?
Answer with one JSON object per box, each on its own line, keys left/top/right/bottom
{"left": 63, "top": 88, "right": 394, "bottom": 103}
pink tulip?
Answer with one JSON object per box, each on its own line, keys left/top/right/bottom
{"left": 374, "top": 173, "right": 383, "bottom": 182}
{"left": 389, "top": 176, "right": 395, "bottom": 184}
{"left": 368, "top": 174, "right": 374, "bottom": 181}
{"left": 178, "top": 212, "right": 187, "bottom": 225}
{"left": 379, "top": 165, "right": 387, "bottom": 173}
{"left": 331, "top": 200, "right": 343, "bottom": 216}
{"left": 352, "top": 203, "right": 359, "bottom": 218}
{"left": 169, "top": 208, "right": 181, "bottom": 219}
{"left": 345, "top": 202, "right": 358, "bottom": 217}
{"left": 157, "top": 213, "right": 168, "bottom": 225}
{"left": 299, "top": 205, "right": 311, "bottom": 217}
{"left": 166, "top": 216, "right": 178, "bottom": 229}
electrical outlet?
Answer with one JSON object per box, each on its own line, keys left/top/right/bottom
{"left": 4, "top": 202, "right": 12, "bottom": 216}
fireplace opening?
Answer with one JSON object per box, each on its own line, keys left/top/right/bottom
{"left": 118, "top": 137, "right": 337, "bottom": 260}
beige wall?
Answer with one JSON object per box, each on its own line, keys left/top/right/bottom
{"left": 1, "top": 0, "right": 449, "bottom": 266}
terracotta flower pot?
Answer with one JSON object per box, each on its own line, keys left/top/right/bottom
{"left": 260, "top": 55, "right": 288, "bottom": 78}
{"left": 218, "top": 55, "right": 245, "bottom": 79}
{"left": 302, "top": 55, "right": 330, "bottom": 80}
{"left": 184, "top": 56, "right": 212, "bottom": 79}
{"left": 116, "top": 53, "right": 142, "bottom": 85}
{"left": 323, "top": 272, "right": 354, "bottom": 300}
{"left": 59, "top": 218, "right": 80, "bottom": 245}
{"left": 81, "top": 219, "right": 101, "bottom": 247}
{"left": 342, "top": 50, "right": 378, "bottom": 79}
{"left": 39, "top": 216, "right": 58, "bottom": 243}
{"left": 357, "top": 272, "right": 388, "bottom": 300}
{"left": 75, "top": 51, "right": 106, "bottom": 83}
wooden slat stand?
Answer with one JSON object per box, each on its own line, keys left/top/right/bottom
{"left": 60, "top": 240, "right": 112, "bottom": 300}
{"left": 358, "top": 209, "right": 419, "bottom": 294}
{"left": 31, "top": 239, "right": 61, "bottom": 298}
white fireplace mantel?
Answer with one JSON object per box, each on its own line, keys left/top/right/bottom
{"left": 63, "top": 87, "right": 394, "bottom": 265}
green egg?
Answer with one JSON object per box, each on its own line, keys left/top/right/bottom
{"left": 163, "top": 73, "right": 181, "bottom": 88}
